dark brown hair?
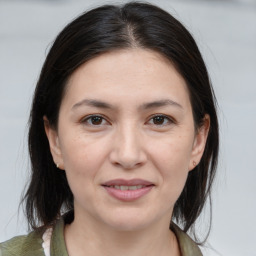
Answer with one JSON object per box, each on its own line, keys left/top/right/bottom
{"left": 23, "top": 1, "right": 219, "bottom": 242}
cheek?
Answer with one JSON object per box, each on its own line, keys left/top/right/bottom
{"left": 148, "top": 134, "right": 194, "bottom": 198}
{"left": 59, "top": 132, "right": 108, "bottom": 187}
{"left": 60, "top": 129, "right": 108, "bottom": 168}
{"left": 60, "top": 136, "right": 107, "bottom": 204}
{"left": 150, "top": 133, "right": 194, "bottom": 172}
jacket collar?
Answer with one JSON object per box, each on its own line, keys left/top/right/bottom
{"left": 50, "top": 217, "right": 68, "bottom": 256}
{"left": 171, "top": 223, "right": 203, "bottom": 256}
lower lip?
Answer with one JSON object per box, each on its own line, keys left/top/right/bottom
{"left": 103, "top": 186, "right": 154, "bottom": 201}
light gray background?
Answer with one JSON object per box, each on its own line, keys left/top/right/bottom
{"left": 0, "top": 0, "right": 255, "bottom": 255}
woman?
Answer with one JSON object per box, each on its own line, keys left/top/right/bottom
{"left": 0, "top": 2, "right": 219, "bottom": 256}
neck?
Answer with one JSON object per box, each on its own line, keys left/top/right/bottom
{"left": 64, "top": 210, "right": 180, "bottom": 256}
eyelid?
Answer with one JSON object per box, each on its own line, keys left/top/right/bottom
{"left": 80, "top": 114, "right": 111, "bottom": 126}
{"left": 147, "top": 114, "right": 176, "bottom": 126}
{"left": 79, "top": 113, "right": 176, "bottom": 127}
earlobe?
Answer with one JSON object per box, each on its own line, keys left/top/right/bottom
{"left": 189, "top": 115, "right": 210, "bottom": 171}
{"left": 43, "top": 116, "right": 64, "bottom": 169}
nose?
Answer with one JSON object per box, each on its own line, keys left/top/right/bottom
{"left": 109, "top": 124, "right": 147, "bottom": 170}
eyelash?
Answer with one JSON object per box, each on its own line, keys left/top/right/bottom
{"left": 148, "top": 114, "right": 175, "bottom": 126}
{"left": 81, "top": 114, "right": 109, "bottom": 126}
{"left": 81, "top": 114, "right": 175, "bottom": 127}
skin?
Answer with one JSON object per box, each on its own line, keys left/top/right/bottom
{"left": 44, "top": 49, "right": 209, "bottom": 256}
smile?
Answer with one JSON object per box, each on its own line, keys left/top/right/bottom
{"left": 106, "top": 185, "right": 146, "bottom": 190}
{"left": 102, "top": 179, "right": 154, "bottom": 201}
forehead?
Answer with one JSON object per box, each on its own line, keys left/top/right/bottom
{"left": 62, "top": 49, "right": 191, "bottom": 111}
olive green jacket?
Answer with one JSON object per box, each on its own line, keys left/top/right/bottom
{"left": 0, "top": 217, "right": 202, "bottom": 256}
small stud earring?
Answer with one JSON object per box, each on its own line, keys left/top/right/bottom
{"left": 193, "top": 161, "right": 197, "bottom": 167}
{"left": 56, "top": 163, "right": 59, "bottom": 168}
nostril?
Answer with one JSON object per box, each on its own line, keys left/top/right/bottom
{"left": 111, "top": 160, "right": 144, "bottom": 170}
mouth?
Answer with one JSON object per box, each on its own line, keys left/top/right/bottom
{"left": 104, "top": 184, "right": 149, "bottom": 191}
{"left": 101, "top": 179, "right": 155, "bottom": 201}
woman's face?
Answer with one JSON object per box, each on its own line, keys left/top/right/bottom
{"left": 45, "top": 49, "right": 209, "bottom": 231}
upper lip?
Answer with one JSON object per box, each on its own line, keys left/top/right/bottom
{"left": 102, "top": 179, "right": 154, "bottom": 186}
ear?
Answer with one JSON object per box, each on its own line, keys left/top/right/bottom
{"left": 189, "top": 114, "right": 210, "bottom": 171}
{"left": 43, "top": 116, "right": 64, "bottom": 170}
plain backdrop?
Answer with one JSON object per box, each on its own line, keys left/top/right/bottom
{"left": 0, "top": 0, "right": 256, "bottom": 255}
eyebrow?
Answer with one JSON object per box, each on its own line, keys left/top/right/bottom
{"left": 72, "top": 99, "right": 113, "bottom": 110}
{"left": 139, "top": 99, "right": 183, "bottom": 110}
{"left": 72, "top": 98, "right": 183, "bottom": 111}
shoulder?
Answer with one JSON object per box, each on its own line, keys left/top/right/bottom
{"left": 171, "top": 223, "right": 203, "bottom": 256}
{"left": 0, "top": 214, "right": 69, "bottom": 256}
{"left": 0, "top": 230, "right": 45, "bottom": 256}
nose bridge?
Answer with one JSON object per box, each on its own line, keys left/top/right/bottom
{"left": 120, "top": 122, "right": 139, "bottom": 154}
{"left": 110, "top": 121, "right": 146, "bottom": 169}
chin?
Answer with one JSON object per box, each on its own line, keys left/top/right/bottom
{"left": 108, "top": 220, "right": 150, "bottom": 232}
{"left": 100, "top": 210, "right": 158, "bottom": 232}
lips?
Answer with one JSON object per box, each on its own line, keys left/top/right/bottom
{"left": 101, "top": 179, "right": 154, "bottom": 201}
{"left": 102, "top": 179, "right": 153, "bottom": 186}
{"left": 107, "top": 185, "right": 146, "bottom": 190}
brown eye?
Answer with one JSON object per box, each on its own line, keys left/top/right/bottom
{"left": 90, "top": 116, "right": 103, "bottom": 125}
{"left": 148, "top": 115, "right": 173, "bottom": 126}
{"left": 82, "top": 115, "right": 108, "bottom": 126}
{"left": 153, "top": 116, "right": 165, "bottom": 125}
